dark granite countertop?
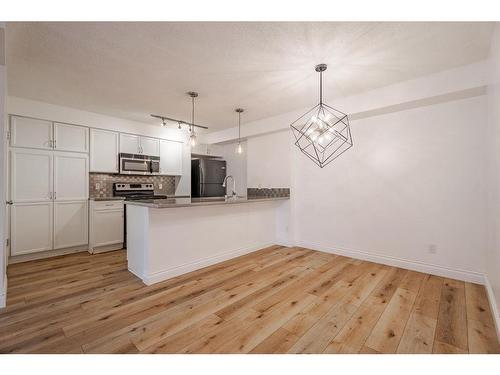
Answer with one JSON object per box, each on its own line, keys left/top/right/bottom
{"left": 89, "top": 197, "right": 126, "bottom": 201}
{"left": 124, "top": 196, "right": 289, "bottom": 209}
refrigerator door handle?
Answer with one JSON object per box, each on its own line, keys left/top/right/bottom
{"left": 199, "top": 164, "right": 204, "bottom": 197}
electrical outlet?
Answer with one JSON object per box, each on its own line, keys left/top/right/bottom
{"left": 428, "top": 244, "right": 437, "bottom": 254}
{"left": 95, "top": 182, "right": 100, "bottom": 190}
{"left": 159, "top": 183, "right": 163, "bottom": 189}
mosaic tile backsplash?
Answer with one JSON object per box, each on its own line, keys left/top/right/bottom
{"left": 247, "top": 188, "right": 290, "bottom": 198}
{"left": 89, "top": 173, "right": 176, "bottom": 198}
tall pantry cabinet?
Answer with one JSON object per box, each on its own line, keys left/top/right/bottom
{"left": 9, "top": 116, "right": 89, "bottom": 257}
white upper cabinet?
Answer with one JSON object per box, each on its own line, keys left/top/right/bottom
{"left": 10, "top": 116, "right": 53, "bottom": 150}
{"left": 160, "top": 139, "right": 183, "bottom": 176}
{"left": 10, "top": 116, "right": 89, "bottom": 153}
{"left": 10, "top": 149, "right": 53, "bottom": 203}
{"left": 90, "top": 128, "right": 119, "bottom": 173}
{"left": 119, "top": 133, "right": 160, "bottom": 156}
{"left": 140, "top": 136, "right": 160, "bottom": 157}
{"left": 53, "top": 122, "right": 89, "bottom": 153}
{"left": 120, "top": 133, "right": 141, "bottom": 154}
{"left": 53, "top": 152, "right": 89, "bottom": 201}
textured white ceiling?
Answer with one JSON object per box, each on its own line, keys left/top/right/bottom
{"left": 6, "top": 22, "right": 495, "bottom": 130}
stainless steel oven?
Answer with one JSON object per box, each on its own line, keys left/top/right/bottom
{"left": 119, "top": 153, "right": 160, "bottom": 175}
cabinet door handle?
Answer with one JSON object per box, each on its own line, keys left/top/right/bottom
{"left": 6, "top": 200, "right": 13, "bottom": 205}
{"left": 49, "top": 192, "right": 52, "bottom": 200}
{"left": 54, "top": 192, "right": 57, "bottom": 200}
{"left": 54, "top": 139, "right": 56, "bottom": 149}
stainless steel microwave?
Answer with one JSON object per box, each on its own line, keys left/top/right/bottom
{"left": 119, "top": 153, "right": 160, "bottom": 175}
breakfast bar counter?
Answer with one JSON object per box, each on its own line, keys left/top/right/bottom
{"left": 125, "top": 196, "right": 290, "bottom": 285}
{"left": 124, "top": 196, "right": 289, "bottom": 209}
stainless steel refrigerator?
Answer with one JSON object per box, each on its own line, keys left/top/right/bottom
{"left": 191, "top": 159, "right": 227, "bottom": 197}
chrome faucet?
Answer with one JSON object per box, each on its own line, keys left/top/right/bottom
{"left": 222, "top": 175, "right": 237, "bottom": 199}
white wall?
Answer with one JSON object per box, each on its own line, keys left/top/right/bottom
{"left": 204, "top": 60, "right": 489, "bottom": 145}
{"left": 293, "top": 96, "right": 488, "bottom": 280}
{"left": 207, "top": 60, "right": 493, "bottom": 284}
{"left": 212, "top": 141, "right": 248, "bottom": 197}
{"left": 486, "top": 24, "right": 500, "bottom": 331}
{"left": 0, "top": 24, "right": 6, "bottom": 308}
{"left": 236, "top": 94, "right": 489, "bottom": 282}
{"left": 247, "top": 131, "right": 291, "bottom": 188}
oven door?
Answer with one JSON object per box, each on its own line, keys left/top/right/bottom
{"left": 120, "top": 157, "right": 152, "bottom": 175}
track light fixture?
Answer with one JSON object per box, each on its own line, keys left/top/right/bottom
{"left": 150, "top": 91, "right": 208, "bottom": 148}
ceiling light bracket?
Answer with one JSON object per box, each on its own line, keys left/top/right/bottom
{"left": 315, "top": 64, "right": 327, "bottom": 72}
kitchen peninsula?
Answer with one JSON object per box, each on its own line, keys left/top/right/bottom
{"left": 125, "top": 197, "right": 290, "bottom": 285}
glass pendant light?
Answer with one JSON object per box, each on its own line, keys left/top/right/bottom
{"left": 188, "top": 91, "right": 198, "bottom": 147}
{"left": 189, "top": 130, "right": 197, "bottom": 147}
{"left": 235, "top": 108, "right": 244, "bottom": 154}
{"left": 290, "top": 64, "right": 353, "bottom": 168}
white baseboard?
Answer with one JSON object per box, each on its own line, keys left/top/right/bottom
{"left": 297, "top": 240, "right": 485, "bottom": 284}
{"left": 0, "top": 274, "right": 7, "bottom": 309}
{"left": 142, "top": 242, "right": 275, "bottom": 285}
{"left": 275, "top": 238, "right": 294, "bottom": 248}
{"left": 8, "top": 245, "right": 89, "bottom": 264}
{"left": 484, "top": 275, "right": 500, "bottom": 340}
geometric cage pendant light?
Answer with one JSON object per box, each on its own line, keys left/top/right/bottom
{"left": 290, "top": 64, "right": 353, "bottom": 168}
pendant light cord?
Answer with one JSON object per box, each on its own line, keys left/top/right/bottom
{"left": 238, "top": 111, "right": 241, "bottom": 142}
{"left": 319, "top": 70, "right": 323, "bottom": 105}
{"left": 191, "top": 96, "right": 195, "bottom": 132}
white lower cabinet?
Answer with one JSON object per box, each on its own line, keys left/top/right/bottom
{"left": 54, "top": 201, "right": 89, "bottom": 250}
{"left": 11, "top": 202, "right": 53, "bottom": 256}
{"left": 10, "top": 201, "right": 89, "bottom": 257}
{"left": 9, "top": 147, "right": 89, "bottom": 258}
{"left": 89, "top": 200, "right": 124, "bottom": 254}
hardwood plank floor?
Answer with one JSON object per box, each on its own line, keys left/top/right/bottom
{"left": 1, "top": 246, "right": 498, "bottom": 354}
